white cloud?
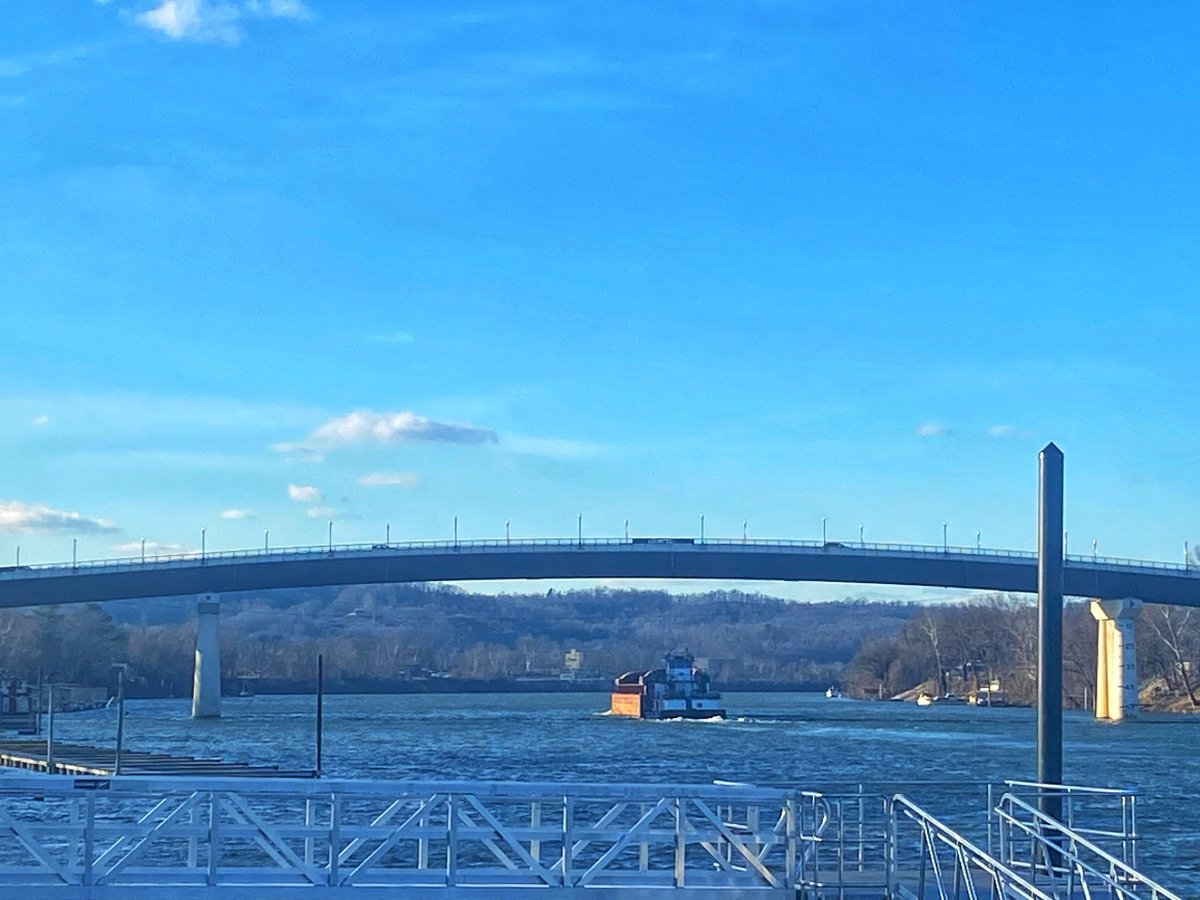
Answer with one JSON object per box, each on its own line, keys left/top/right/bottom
{"left": 987, "top": 424, "right": 1017, "bottom": 438}
{"left": 114, "top": 540, "right": 190, "bottom": 555}
{"left": 134, "top": 0, "right": 310, "bottom": 44}
{"left": 137, "top": 0, "right": 243, "bottom": 43}
{"left": 31, "top": 415, "right": 49, "bottom": 426}
{"left": 359, "top": 471, "right": 419, "bottom": 488}
{"left": 0, "top": 501, "right": 118, "bottom": 534}
{"left": 306, "top": 505, "right": 335, "bottom": 519}
{"left": 219, "top": 508, "right": 255, "bottom": 520}
{"left": 276, "top": 410, "right": 498, "bottom": 454}
{"left": 916, "top": 422, "right": 948, "bottom": 437}
{"left": 288, "top": 484, "right": 322, "bottom": 503}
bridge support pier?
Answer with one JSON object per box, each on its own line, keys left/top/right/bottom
{"left": 191, "top": 593, "right": 221, "bottom": 719}
{"left": 1090, "top": 598, "right": 1141, "bottom": 722}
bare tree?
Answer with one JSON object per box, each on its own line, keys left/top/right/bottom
{"left": 1145, "top": 605, "right": 1199, "bottom": 707}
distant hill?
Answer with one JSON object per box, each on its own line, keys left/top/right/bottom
{"left": 95, "top": 584, "right": 923, "bottom": 694}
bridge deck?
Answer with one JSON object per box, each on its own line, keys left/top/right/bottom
{"left": 0, "top": 538, "right": 1197, "bottom": 608}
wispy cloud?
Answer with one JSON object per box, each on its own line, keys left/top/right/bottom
{"left": 503, "top": 435, "right": 602, "bottom": 460}
{"left": 359, "top": 472, "right": 419, "bottom": 488}
{"left": 276, "top": 410, "right": 498, "bottom": 454}
{"left": 305, "top": 505, "right": 335, "bottom": 519}
{"left": 364, "top": 330, "right": 414, "bottom": 345}
{"left": 114, "top": 540, "right": 191, "bottom": 555}
{"left": 915, "top": 422, "right": 948, "bottom": 437}
{"left": 134, "top": 0, "right": 311, "bottom": 45}
{"left": 0, "top": 44, "right": 99, "bottom": 79}
{"left": 287, "top": 484, "right": 322, "bottom": 503}
{"left": 0, "top": 501, "right": 118, "bottom": 534}
{"left": 987, "top": 424, "right": 1022, "bottom": 438}
{"left": 219, "top": 508, "right": 255, "bottom": 520}
{"left": 31, "top": 415, "right": 49, "bottom": 426}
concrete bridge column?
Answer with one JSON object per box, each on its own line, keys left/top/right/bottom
{"left": 192, "top": 594, "right": 221, "bottom": 719}
{"left": 1090, "top": 598, "right": 1141, "bottom": 721}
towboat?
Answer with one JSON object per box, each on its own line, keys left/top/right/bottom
{"left": 609, "top": 651, "right": 725, "bottom": 720}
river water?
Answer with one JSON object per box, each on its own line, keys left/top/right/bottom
{"left": 37, "top": 692, "right": 1198, "bottom": 891}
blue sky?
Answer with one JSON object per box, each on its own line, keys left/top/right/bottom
{"left": 0, "top": 2, "right": 1196, "bottom": 597}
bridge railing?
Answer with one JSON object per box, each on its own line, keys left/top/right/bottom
{"left": 1, "top": 537, "right": 1195, "bottom": 580}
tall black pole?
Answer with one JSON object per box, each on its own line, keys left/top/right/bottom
{"left": 114, "top": 666, "right": 126, "bottom": 777}
{"left": 315, "top": 653, "right": 324, "bottom": 777}
{"left": 1037, "top": 443, "right": 1064, "bottom": 825}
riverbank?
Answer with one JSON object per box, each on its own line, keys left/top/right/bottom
{"left": 127, "top": 678, "right": 831, "bottom": 699}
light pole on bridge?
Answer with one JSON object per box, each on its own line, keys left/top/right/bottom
{"left": 201, "top": 528, "right": 206, "bottom": 561}
{"left": 743, "top": 521, "right": 747, "bottom": 543}
{"left": 977, "top": 531, "right": 981, "bottom": 551}
{"left": 140, "top": 539, "right": 145, "bottom": 563}
{"left": 505, "top": 520, "right": 510, "bottom": 544}
{"left": 700, "top": 515, "right": 705, "bottom": 544}
{"left": 822, "top": 517, "right": 827, "bottom": 544}
{"left": 72, "top": 538, "right": 76, "bottom": 568}
{"left": 577, "top": 514, "right": 582, "bottom": 546}
{"left": 942, "top": 522, "right": 948, "bottom": 553}
{"left": 859, "top": 524, "right": 864, "bottom": 546}
{"left": 624, "top": 519, "right": 629, "bottom": 541}
{"left": 328, "top": 521, "right": 333, "bottom": 552}
{"left": 453, "top": 516, "right": 458, "bottom": 547}
{"left": 264, "top": 529, "right": 269, "bottom": 552}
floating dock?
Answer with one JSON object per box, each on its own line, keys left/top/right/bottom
{"left": 0, "top": 739, "right": 314, "bottom": 778}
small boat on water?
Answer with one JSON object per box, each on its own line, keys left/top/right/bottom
{"left": 609, "top": 651, "right": 725, "bottom": 720}
{"left": 916, "top": 692, "right": 934, "bottom": 707}
{"left": 825, "top": 686, "right": 843, "bottom": 699}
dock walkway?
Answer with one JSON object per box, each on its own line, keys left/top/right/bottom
{"left": 0, "top": 739, "right": 314, "bottom": 778}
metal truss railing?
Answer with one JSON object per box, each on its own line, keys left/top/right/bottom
{"left": 994, "top": 793, "right": 1180, "bottom": 900}
{"left": 2, "top": 535, "right": 1194, "bottom": 580}
{"left": 0, "top": 775, "right": 822, "bottom": 896}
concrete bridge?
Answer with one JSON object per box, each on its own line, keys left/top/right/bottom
{"left": 1, "top": 536, "right": 1197, "bottom": 721}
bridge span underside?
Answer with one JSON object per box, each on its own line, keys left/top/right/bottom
{"left": 0, "top": 543, "right": 1197, "bottom": 608}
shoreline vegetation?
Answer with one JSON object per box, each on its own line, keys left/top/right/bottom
{"left": 0, "top": 583, "right": 1195, "bottom": 714}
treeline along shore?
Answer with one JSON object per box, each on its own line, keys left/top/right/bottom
{"left": 1, "top": 584, "right": 1196, "bottom": 710}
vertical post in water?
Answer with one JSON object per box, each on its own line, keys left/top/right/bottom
{"left": 46, "top": 684, "right": 55, "bottom": 773}
{"left": 1037, "top": 443, "right": 1064, "bottom": 824}
{"left": 315, "top": 653, "right": 324, "bottom": 777}
{"left": 115, "top": 666, "right": 126, "bottom": 776}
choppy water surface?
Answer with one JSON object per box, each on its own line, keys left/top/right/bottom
{"left": 42, "top": 692, "right": 1199, "bottom": 890}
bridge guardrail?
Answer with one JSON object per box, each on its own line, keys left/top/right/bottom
{"left": 0, "top": 537, "right": 1195, "bottom": 580}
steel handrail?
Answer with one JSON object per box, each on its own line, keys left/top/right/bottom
{"left": 994, "top": 793, "right": 1180, "bottom": 900}
{"left": 889, "top": 794, "right": 1053, "bottom": 900}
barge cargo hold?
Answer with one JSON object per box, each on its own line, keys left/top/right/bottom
{"left": 609, "top": 651, "right": 725, "bottom": 719}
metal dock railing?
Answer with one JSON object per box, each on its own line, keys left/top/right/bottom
{"left": 0, "top": 773, "right": 1180, "bottom": 898}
